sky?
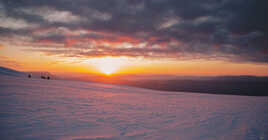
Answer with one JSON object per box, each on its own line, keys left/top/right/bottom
{"left": 0, "top": 0, "right": 268, "bottom": 76}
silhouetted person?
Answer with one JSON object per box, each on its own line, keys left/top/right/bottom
{"left": 47, "top": 76, "right": 50, "bottom": 80}
{"left": 28, "top": 74, "right": 31, "bottom": 78}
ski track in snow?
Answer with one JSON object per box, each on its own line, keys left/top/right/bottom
{"left": 0, "top": 75, "right": 267, "bottom": 140}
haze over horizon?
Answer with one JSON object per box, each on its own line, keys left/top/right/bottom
{"left": 0, "top": 0, "right": 268, "bottom": 76}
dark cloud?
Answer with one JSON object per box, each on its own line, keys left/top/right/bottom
{"left": 0, "top": 0, "right": 268, "bottom": 63}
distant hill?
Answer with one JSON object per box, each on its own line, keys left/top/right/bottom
{"left": 0, "top": 66, "right": 55, "bottom": 79}
{"left": 117, "top": 76, "right": 268, "bottom": 96}
{"left": 0, "top": 66, "right": 25, "bottom": 77}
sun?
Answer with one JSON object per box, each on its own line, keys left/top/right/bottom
{"left": 98, "top": 63, "right": 117, "bottom": 75}
{"left": 92, "top": 57, "right": 125, "bottom": 75}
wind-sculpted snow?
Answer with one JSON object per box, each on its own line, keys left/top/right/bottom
{"left": 0, "top": 75, "right": 267, "bottom": 140}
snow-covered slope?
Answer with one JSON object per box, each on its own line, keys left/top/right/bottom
{"left": 0, "top": 75, "right": 267, "bottom": 140}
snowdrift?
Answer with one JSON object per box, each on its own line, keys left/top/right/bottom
{"left": 0, "top": 75, "right": 267, "bottom": 140}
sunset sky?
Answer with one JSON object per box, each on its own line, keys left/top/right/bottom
{"left": 0, "top": 0, "right": 268, "bottom": 76}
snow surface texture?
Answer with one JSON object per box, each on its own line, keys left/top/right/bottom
{"left": 0, "top": 75, "right": 267, "bottom": 140}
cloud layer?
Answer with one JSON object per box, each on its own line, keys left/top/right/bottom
{"left": 0, "top": 0, "right": 268, "bottom": 63}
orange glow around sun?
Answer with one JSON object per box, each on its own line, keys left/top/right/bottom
{"left": 91, "top": 57, "right": 125, "bottom": 75}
